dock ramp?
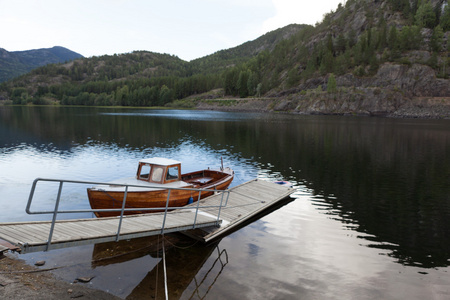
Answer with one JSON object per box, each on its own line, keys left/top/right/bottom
{"left": 0, "top": 179, "right": 294, "bottom": 253}
{"left": 183, "top": 179, "right": 295, "bottom": 242}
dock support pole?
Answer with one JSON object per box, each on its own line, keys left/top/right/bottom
{"left": 161, "top": 190, "right": 171, "bottom": 234}
{"left": 216, "top": 190, "right": 230, "bottom": 224}
{"left": 116, "top": 186, "right": 129, "bottom": 241}
{"left": 192, "top": 190, "right": 203, "bottom": 229}
{"left": 46, "top": 181, "right": 63, "bottom": 251}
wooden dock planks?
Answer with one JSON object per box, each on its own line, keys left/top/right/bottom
{"left": 183, "top": 179, "right": 295, "bottom": 242}
{"left": 0, "top": 210, "right": 221, "bottom": 253}
{"left": 0, "top": 179, "right": 294, "bottom": 253}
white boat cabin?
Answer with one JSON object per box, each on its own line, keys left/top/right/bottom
{"left": 136, "top": 157, "right": 182, "bottom": 184}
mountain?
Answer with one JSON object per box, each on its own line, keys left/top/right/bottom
{"left": 0, "top": 25, "right": 304, "bottom": 106}
{"left": 0, "top": 46, "right": 83, "bottom": 82}
{"left": 0, "top": 0, "right": 449, "bottom": 117}
{"left": 189, "top": 24, "right": 307, "bottom": 74}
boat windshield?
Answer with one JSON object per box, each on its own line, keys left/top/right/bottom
{"left": 138, "top": 164, "right": 152, "bottom": 180}
{"left": 166, "top": 166, "right": 179, "bottom": 180}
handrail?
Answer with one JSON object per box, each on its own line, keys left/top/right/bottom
{"left": 26, "top": 177, "right": 230, "bottom": 251}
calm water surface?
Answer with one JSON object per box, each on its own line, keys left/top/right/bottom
{"left": 0, "top": 106, "right": 449, "bottom": 299}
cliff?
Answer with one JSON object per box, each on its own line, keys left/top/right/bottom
{"left": 193, "top": 62, "right": 450, "bottom": 118}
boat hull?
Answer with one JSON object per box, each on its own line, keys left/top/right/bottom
{"left": 88, "top": 169, "right": 233, "bottom": 217}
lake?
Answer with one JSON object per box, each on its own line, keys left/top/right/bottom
{"left": 0, "top": 106, "right": 449, "bottom": 299}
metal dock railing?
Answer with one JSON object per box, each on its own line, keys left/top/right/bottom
{"left": 0, "top": 178, "right": 295, "bottom": 253}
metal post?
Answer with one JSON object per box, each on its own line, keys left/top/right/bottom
{"left": 160, "top": 189, "right": 171, "bottom": 234}
{"left": 192, "top": 190, "right": 202, "bottom": 228}
{"left": 216, "top": 190, "right": 230, "bottom": 224}
{"left": 46, "top": 181, "right": 64, "bottom": 251}
{"left": 116, "top": 185, "right": 129, "bottom": 241}
{"left": 25, "top": 178, "right": 39, "bottom": 214}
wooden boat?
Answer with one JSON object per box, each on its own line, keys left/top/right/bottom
{"left": 87, "top": 157, "right": 234, "bottom": 217}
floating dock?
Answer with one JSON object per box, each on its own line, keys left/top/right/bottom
{"left": 183, "top": 179, "right": 294, "bottom": 242}
{"left": 0, "top": 179, "right": 294, "bottom": 254}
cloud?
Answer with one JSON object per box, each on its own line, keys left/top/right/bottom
{"left": 262, "top": 0, "right": 344, "bottom": 33}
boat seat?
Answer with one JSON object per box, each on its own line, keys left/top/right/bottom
{"left": 187, "top": 177, "right": 213, "bottom": 185}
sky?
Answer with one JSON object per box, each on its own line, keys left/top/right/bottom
{"left": 1, "top": 0, "right": 344, "bottom": 61}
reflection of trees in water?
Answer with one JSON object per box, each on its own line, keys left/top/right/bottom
{"left": 0, "top": 106, "right": 187, "bottom": 149}
{"left": 201, "top": 116, "right": 450, "bottom": 267}
{"left": 251, "top": 117, "right": 450, "bottom": 268}
{"left": 3, "top": 106, "right": 449, "bottom": 267}
{"left": 91, "top": 235, "right": 228, "bottom": 300}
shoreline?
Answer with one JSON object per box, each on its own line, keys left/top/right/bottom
{"left": 192, "top": 96, "right": 450, "bottom": 119}
{"left": 0, "top": 252, "right": 120, "bottom": 300}
{"left": 2, "top": 96, "right": 449, "bottom": 119}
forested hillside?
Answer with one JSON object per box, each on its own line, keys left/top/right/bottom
{"left": 1, "top": 0, "right": 449, "bottom": 117}
{"left": 0, "top": 24, "right": 304, "bottom": 106}
{"left": 0, "top": 46, "right": 83, "bottom": 83}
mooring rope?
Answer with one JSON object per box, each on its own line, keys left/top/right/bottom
{"left": 162, "top": 234, "right": 169, "bottom": 300}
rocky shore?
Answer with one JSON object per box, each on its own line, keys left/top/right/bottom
{"left": 191, "top": 63, "right": 450, "bottom": 119}
{"left": 0, "top": 253, "right": 120, "bottom": 300}
{"left": 194, "top": 96, "right": 450, "bottom": 119}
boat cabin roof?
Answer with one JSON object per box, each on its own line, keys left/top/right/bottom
{"left": 137, "top": 157, "right": 182, "bottom": 184}
{"left": 139, "top": 157, "right": 181, "bottom": 166}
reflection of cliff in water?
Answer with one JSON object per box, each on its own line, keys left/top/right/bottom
{"left": 226, "top": 116, "right": 450, "bottom": 268}
{"left": 90, "top": 235, "right": 227, "bottom": 300}
{"left": 192, "top": 114, "right": 450, "bottom": 268}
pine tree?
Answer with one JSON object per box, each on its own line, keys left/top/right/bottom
{"left": 430, "top": 25, "right": 444, "bottom": 52}
{"left": 415, "top": 1, "right": 436, "bottom": 28}
{"left": 440, "top": 3, "right": 450, "bottom": 31}
{"left": 327, "top": 73, "right": 337, "bottom": 94}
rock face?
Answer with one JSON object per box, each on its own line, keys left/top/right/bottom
{"left": 368, "top": 64, "right": 450, "bottom": 98}
{"left": 290, "top": 63, "right": 450, "bottom": 118}
{"left": 195, "top": 63, "right": 450, "bottom": 119}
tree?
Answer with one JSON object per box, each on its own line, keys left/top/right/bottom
{"left": 327, "top": 73, "right": 337, "bottom": 94}
{"left": 398, "top": 26, "right": 422, "bottom": 51}
{"left": 415, "top": 1, "right": 436, "bottom": 28}
{"left": 399, "top": 26, "right": 412, "bottom": 51}
{"left": 336, "top": 33, "right": 347, "bottom": 54}
{"left": 347, "top": 29, "right": 357, "bottom": 48}
{"left": 256, "top": 83, "right": 262, "bottom": 97}
{"left": 378, "top": 19, "right": 388, "bottom": 50}
{"left": 224, "top": 68, "right": 240, "bottom": 96}
{"left": 388, "top": 26, "right": 400, "bottom": 59}
{"left": 159, "top": 85, "right": 174, "bottom": 105}
{"left": 440, "top": 3, "right": 450, "bottom": 31}
{"left": 430, "top": 25, "right": 444, "bottom": 52}
{"left": 320, "top": 50, "right": 334, "bottom": 75}
{"left": 388, "top": 26, "right": 398, "bottom": 49}
{"left": 287, "top": 68, "right": 300, "bottom": 88}
{"left": 237, "top": 70, "right": 250, "bottom": 98}
{"left": 247, "top": 71, "right": 258, "bottom": 96}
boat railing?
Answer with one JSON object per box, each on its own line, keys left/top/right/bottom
{"left": 26, "top": 178, "right": 231, "bottom": 251}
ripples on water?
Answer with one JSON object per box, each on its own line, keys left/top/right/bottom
{"left": 1, "top": 107, "right": 449, "bottom": 299}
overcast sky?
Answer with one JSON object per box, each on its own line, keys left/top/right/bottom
{"left": 1, "top": 0, "right": 344, "bottom": 61}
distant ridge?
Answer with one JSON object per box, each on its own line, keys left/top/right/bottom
{"left": 0, "top": 46, "right": 83, "bottom": 82}
{"left": 190, "top": 24, "right": 306, "bottom": 73}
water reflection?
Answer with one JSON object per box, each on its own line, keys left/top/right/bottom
{"left": 83, "top": 236, "right": 227, "bottom": 299}
{"left": 1, "top": 106, "right": 449, "bottom": 271}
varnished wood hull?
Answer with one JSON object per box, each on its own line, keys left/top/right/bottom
{"left": 88, "top": 169, "right": 233, "bottom": 217}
